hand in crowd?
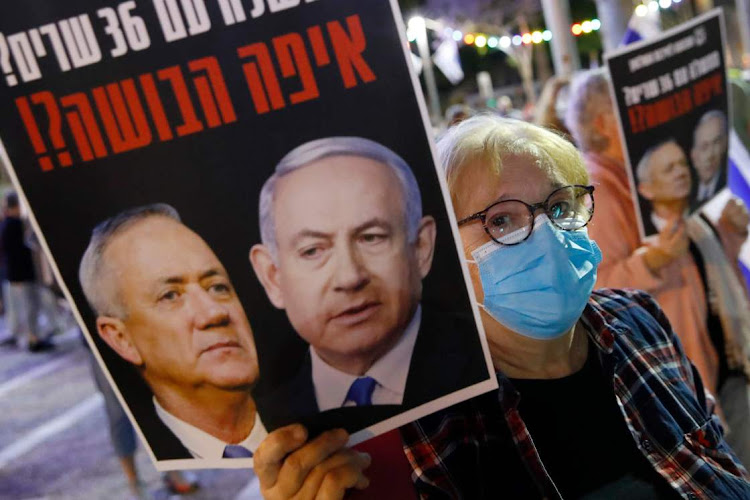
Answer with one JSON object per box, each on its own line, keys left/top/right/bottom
{"left": 719, "top": 198, "right": 750, "bottom": 238}
{"left": 255, "top": 425, "right": 371, "bottom": 500}
{"left": 644, "top": 218, "right": 690, "bottom": 273}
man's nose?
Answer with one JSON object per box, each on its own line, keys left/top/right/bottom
{"left": 191, "top": 288, "right": 230, "bottom": 329}
{"left": 332, "top": 243, "right": 369, "bottom": 292}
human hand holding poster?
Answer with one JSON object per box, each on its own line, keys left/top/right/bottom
{"left": 0, "top": 0, "right": 496, "bottom": 471}
{"left": 605, "top": 9, "right": 730, "bottom": 238}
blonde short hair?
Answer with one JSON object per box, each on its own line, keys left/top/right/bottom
{"left": 437, "top": 115, "right": 588, "bottom": 206}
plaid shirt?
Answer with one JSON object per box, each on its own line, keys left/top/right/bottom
{"left": 401, "top": 288, "right": 750, "bottom": 499}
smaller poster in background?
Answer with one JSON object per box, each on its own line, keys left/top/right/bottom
{"left": 605, "top": 9, "right": 730, "bottom": 238}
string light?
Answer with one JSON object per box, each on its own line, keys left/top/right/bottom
{"left": 634, "top": 0, "right": 682, "bottom": 17}
{"left": 403, "top": 14, "right": 616, "bottom": 53}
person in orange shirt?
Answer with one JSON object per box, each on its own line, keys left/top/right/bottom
{"left": 565, "top": 68, "right": 750, "bottom": 465}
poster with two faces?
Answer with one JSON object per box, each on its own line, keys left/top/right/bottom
{"left": 0, "top": 0, "right": 496, "bottom": 471}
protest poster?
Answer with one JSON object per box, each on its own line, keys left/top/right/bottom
{"left": 605, "top": 9, "right": 730, "bottom": 238}
{"left": 0, "top": 0, "right": 496, "bottom": 470}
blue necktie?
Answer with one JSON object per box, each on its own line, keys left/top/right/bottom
{"left": 222, "top": 445, "right": 253, "bottom": 458}
{"left": 345, "top": 376, "right": 377, "bottom": 406}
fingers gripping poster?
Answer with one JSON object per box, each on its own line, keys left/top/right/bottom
{"left": 0, "top": 0, "right": 496, "bottom": 470}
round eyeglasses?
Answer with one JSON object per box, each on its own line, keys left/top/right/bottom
{"left": 457, "top": 185, "right": 595, "bottom": 245}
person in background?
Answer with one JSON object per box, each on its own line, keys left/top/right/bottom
{"left": 444, "top": 104, "right": 473, "bottom": 128}
{"left": 87, "top": 350, "right": 200, "bottom": 498}
{"left": 565, "top": 68, "right": 750, "bottom": 466}
{"left": 0, "top": 191, "right": 52, "bottom": 351}
{"left": 533, "top": 75, "right": 570, "bottom": 135}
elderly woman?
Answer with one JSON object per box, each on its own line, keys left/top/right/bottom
{"left": 253, "top": 116, "right": 750, "bottom": 499}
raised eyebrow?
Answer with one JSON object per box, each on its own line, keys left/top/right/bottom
{"left": 354, "top": 218, "right": 392, "bottom": 234}
{"left": 290, "top": 230, "right": 332, "bottom": 248}
{"left": 199, "top": 268, "right": 228, "bottom": 281}
{"left": 158, "top": 268, "right": 227, "bottom": 285}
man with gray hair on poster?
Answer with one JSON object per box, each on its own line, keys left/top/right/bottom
{"left": 691, "top": 109, "right": 728, "bottom": 205}
{"left": 250, "top": 136, "right": 486, "bottom": 430}
{"left": 79, "top": 204, "right": 266, "bottom": 462}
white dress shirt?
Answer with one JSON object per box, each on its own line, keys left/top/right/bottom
{"left": 311, "top": 306, "right": 422, "bottom": 411}
{"left": 154, "top": 398, "right": 267, "bottom": 459}
{"left": 650, "top": 209, "right": 689, "bottom": 233}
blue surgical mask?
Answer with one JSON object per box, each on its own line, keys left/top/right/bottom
{"left": 469, "top": 215, "right": 602, "bottom": 340}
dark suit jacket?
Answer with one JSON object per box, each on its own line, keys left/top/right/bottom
{"left": 137, "top": 400, "right": 193, "bottom": 460}
{"left": 690, "top": 166, "right": 727, "bottom": 208}
{"left": 256, "top": 308, "right": 489, "bottom": 436}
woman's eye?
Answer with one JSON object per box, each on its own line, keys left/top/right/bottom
{"left": 489, "top": 214, "right": 511, "bottom": 228}
{"left": 549, "top": 202, "right": 570, "bottom": 218}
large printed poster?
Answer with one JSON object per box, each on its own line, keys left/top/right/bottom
{"left": 0, "top": 0, "right": 496, "bottom": 470}
{"left": 606, "top": 9, "right": 730, "bottom": 238}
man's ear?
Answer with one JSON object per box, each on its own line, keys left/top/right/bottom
{"left": 96, "top": 316, "right": 143, "bottom": 366}
{"left": 414, "top": 215, "right": 437, "bottom": 279}
{"left": 249, "top": 244, "right": 286, "bottom": 309}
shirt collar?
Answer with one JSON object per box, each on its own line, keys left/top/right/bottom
{"left": 153, "top": 397, "right": 267, "bottom": 459}
{"left": 651, "top": 209, "right": 688, "bottom": 232}
{"left": 311, "top": 305, "right": 422, "bottom": 411}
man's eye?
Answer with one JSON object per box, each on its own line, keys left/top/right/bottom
{"left": 299, "top": 246, "right": 323, "bottom": 259}
{"left": 359, "top": 233, "right": 387, "bottom": 244}
{"left": 209, "top": 283, "right": 231, "bottom": 294}
{"left": 159, "top": 290, "right": 180, "bottom": 302}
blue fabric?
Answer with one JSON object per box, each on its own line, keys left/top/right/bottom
{"left": 222, "top": 445, "right": 253, "bottom": 458}
{"left": 621, "top": 28, "right": 642, "bottom": 45}
{"left": 345, "top": 376, "right": 377, "bottom": 406}
{"left": 471, "top": 216, "right": 602, "bottom": 340}
{"left": 728, "top": 155, "right": 750, "bottom": 291}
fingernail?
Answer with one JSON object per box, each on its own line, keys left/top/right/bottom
{"left": 335, "top": 428, "right": 349, "bottom": 442}
{"left": 359, "top": 452, "right": 371, "bottom": 466}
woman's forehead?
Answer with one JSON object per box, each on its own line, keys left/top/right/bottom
{"left": 453, "top": 155, "right": 558, "bottom": 209}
